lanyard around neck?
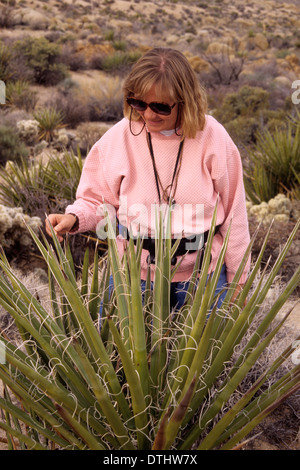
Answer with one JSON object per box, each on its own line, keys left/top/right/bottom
{"left": 146, "top": 132, "right": 184, "bottom": 205}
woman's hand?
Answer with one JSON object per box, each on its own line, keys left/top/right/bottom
{"left": 45, "top": 213, "right": 77, "bottom": 242}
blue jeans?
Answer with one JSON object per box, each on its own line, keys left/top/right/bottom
{"left": 99, "top": 264, "right": 228, "bottom": 319}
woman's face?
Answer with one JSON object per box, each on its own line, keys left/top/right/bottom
{"left": 135, "top": 85, "right": 179, "bottom": 133}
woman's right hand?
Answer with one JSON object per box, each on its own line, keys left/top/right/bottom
{"left": 45, "top": 213, "right": 77, "bottom": 242}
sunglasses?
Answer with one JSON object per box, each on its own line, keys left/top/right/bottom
{"left": 126, "top": 97, "right": 176, "bottom": 116}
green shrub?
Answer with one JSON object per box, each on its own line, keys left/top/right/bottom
{"left": 0, "top": 149, "right": 82, "bottom": 216}
{"left": 224, "top": 116, "right": 259, "bottom": 145}
{"left": 5, "top": 80, "right": 38, "bottom": 111}
{"left": 0, "top": 204, "right": 41, "bottom": 256}
{"left": 214, "top": 85, "right": 270, "bottom": 123}
{"left": 0, "top": 125, "right": 29, "bottom": 166}
{"left": 33, "top": 107, "right": 65, "bottom": 142}
{"left": 99, "top": 50, "right": 142, "bottom": 73}
{"left": 244, "top": 123, "right": 300, "bottom": 203}
{"left": 12, "top": 37, "right": 68, "bottom": 85}
{"left": 0, "top": 41, "right": 11, "bottom": 81}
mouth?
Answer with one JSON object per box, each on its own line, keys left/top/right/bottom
{"left": 146, "top": 118, "right": 163, "bottom": 125}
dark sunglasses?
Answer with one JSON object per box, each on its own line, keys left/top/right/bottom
{"left": 126, "top": 97, "right": 176, "bottom": 116}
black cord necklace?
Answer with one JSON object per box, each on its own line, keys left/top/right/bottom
{"left": 146, "top": 132, "right": 184, "bottom": 206}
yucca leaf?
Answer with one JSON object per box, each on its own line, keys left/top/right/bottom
{"left": 108, "top": 316, "right": 150, "bottom": 449}
{"left": 127, "top": 234, "right": 150, "bottom": 399}
{"left": 24, "top": 223, "right": 133, "bottom": 423}
{"left": 55, "top": 404, "right": 105, "bottom": 450}
{"left": 0, "top": 420, "right": 47, "bottom": 450}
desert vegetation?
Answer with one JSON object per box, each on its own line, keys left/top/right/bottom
{"left": 0, "top": 0, "right": 299, "bottom": 451}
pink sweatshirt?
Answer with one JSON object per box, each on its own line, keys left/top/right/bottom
{"left": 66, "top": 115, "right": 250, "bottom": 283}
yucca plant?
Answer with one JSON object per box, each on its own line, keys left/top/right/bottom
{"left": 0, "top": 205, "right": 299, "bottom": 450}
{"left": 0, "top": 149, "right": 83, "bottom": 215}
{"left": 33, "top": 107, "right": 65, "bottom": 142}
{"left": 5, "top": 80, "right": 37, "bottom": 112}
{"left": 244, "top": 123, "right": 300, "bottom": 204}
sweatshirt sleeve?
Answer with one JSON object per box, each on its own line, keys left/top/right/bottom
{"left": 213, "top": 135, "right": 251, "bottom": 284}
{"left": 65, "top": 141, "right": 121, "bottom": 234}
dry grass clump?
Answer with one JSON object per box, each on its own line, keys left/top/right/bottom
{"left": 47, "top": 72, "right": 124, "bottom": 126}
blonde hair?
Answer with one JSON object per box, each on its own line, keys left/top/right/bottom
{"left": 123, "top": 48, "right": 207, "bottom": 139}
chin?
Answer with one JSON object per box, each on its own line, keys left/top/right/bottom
{"left": 146, "top": 122, "right": 164, "bottom": 132}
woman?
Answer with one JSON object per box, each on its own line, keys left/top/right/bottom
{"left": 46, "top": 47, "right": 250, "bottom": 309}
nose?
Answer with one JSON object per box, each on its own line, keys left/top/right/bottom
{"left": 143, "top": 106, "right": 160, "bottom": 120}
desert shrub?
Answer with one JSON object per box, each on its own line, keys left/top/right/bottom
{"left": 0, "top": 204, "right": 41, "bottom": 256}
{"left": 88, "top": 92, "right": 123, "bottom": 122}
{"left": 244, "top": 123, "right": 300, "bottom": 203}
{"left": 112, "top": 39, "right": 128, "bottom": 52}
{"left": 5, "top": 80, "right": 38, "bottom": 112}
{"left": 247, "top": 193, "right": 293, "bottom": 226}
{"left": 16, "top": 119, "right": 40, "bottom": 145}
{"left": 33, "top": 107, "right": 65, "bottom": 142}
{"left": 12, "top": 37, "right": 68, "bottom": 86}
{"left": 0, "top": 125, "right": 29, "bottom": 166}
{"left": 0, "top": 149, "right": 83, "bottom": 218}
{"left": 76, "top": 122, "right": 111, "bottom": 152}
{"left": 212, "top": 85, "right": 281, "bottom": 146}
{"left": 52, "top": 74, "right": 124, "bottom": 125}
{"left": 198, "top": 44, "right": 245, "bottom": 88}
{"left": 224, "top": 116, "right": 260, "bottom": 146}
{"left": 49, "top": 91, "right": 90, "bottom": 127}
{"left": 95, "top": 50, "right": 142, "bottom": 73}
{"left": 214, "top": 85, "right": 270, "bottom": 123}
{"left": 240, "top": 60, "right": 279, "bottom": 90}
{"left": 0, "top": 39, "right": 34, "bottom": 83}
{"left": 60, "top": 44, "right": 88, "bottom": 71}
{"left": 82, "top": 74, "right": 123, "bottom": 122}
{"left": 0, "top": 40, "right": 11, "bottom": 81}
{"left": 0, "top": 2, "right": 15, "bottom": 28}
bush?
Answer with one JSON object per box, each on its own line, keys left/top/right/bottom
{"left": 51, "top": 74, "right": 124, "bottom": 125}
{"left": 224, "top": 116, "right": 260, "bottom": 146}
{"left": 244, "top": 123, "right": 300, "bottom": 203}
{"left": 12, "top": 37, "right": 68, "bottom": 85}
{"left": 16, "top": 119, "right": 40, "bottom": 145}
{"left": 48, "top": 88, "right": 90, "bottom": 128}
{"left": 5, "top": 80, "right": 38, "bottom": 112}
{"left": 94, "top": 50, "right": 142, "bottom": 73}
{"left": 33, "top": 107, "right": 65, "bottom": 142}
{"left": 0, "top": 41, "right": 12, "bottom": 82}
{"left": 214, "top": 85, "right": 270, "bottom": 123}
{"left": 0, "top": 204, "right": 41, "bottom": 255}
{"left": 0, "top": 149, "right": 83, "bottom": 217}
{"left": 0, "top": 125, "right": 29, "bottom": 166}
{"left": 0, "top": 2, "right": 15, "bottom": 28}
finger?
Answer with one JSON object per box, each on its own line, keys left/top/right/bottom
{"left": 45, "top": 215, "right": 65, "bottom": 239}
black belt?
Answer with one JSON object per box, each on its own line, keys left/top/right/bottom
{"left": 143, "top": 233, "right": 208, "bottom": 265}
{"left": 120, "top": 225, "right": 220, "bottom": 266}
